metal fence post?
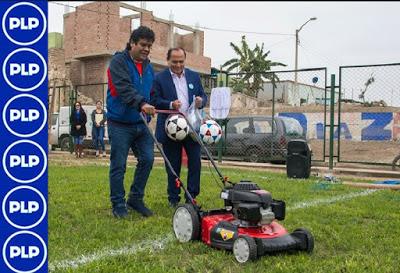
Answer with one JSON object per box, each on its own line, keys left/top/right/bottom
{"left": 271, "top": 73, "right": 276, "bottom": 158}
{"left": 68, "top": 87, "right": 77, "bottom": 154}
{"left": 329, "top": 74, "right": 336, "bottom": 170}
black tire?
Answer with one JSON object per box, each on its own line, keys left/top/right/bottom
{"left": 232, "top": 235, "right": 258, "bottom": 263}
{"left": 392, "top": 155, "right": 400, "bottom": 171}
{"left": 60, "top": 136, "right": 70, "bottom": 151}
{"left": 246, "top": 148, "right": 260, "bottom": 163}
{"left": 292, "top": 228, "right": 314, "bottom": 253}
{"left": 172, "top": 204, "right": 200, "bottom": 242}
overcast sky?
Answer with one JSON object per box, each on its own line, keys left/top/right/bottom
{"left": 48, "top": 1, "right": 400, "bottom": 104}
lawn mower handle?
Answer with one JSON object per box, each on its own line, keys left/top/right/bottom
{"left": 139, "top": 111, "right": 197, "bottom": 206}
{"left": 153, "top": 109, "right": 230, "bottom": 187}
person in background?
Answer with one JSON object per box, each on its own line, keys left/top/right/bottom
{"left": 91, "top": 100, "right": 107, "bottom": 157}
{"left": 70, "top": 101, "right": 87, "bottom": 158}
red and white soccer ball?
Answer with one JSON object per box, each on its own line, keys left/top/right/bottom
{"left": 199, "top": 120, "right": 222, "bottom": 144}
{"left": 165, "top": 114, "right": 189, "bottom": 141}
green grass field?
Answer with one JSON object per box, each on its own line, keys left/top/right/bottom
{"left": 49, "top": 161, "right": 400, "bottom": 273}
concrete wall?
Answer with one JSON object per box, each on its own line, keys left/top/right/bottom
{"left": 278, "top": 111, "right": 400, "bottom": 141}
{"left": 64, "top": 2, "right": 130, "bottom": 60}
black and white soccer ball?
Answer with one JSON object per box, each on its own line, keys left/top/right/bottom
{"left": 165, "top": 114, "right": 190, "bottom": 141}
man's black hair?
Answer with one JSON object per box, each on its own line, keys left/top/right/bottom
{"left": 126, "top": 26, "right": 155, "bottom": 50}
{"left": 167, "top": 47, "right": 187, "bottom": 60}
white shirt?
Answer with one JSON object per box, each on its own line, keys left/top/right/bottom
{"left": 170, "top": 69, "right": 190, "bottom": 115}
{"left": 210, "top": 87, "right": 232, "bottom": 119}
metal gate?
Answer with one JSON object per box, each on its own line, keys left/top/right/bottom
{"left": 338, "top": 63, "right": 400, "bottom": 165}
{"left": 212, "top": 67, "right": 328, "bottom": 163}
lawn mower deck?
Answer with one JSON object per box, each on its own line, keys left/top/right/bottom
{"left": 172, "top": 182, "right": 314, "bottom": 263}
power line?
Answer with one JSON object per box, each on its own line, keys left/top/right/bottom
{"left": 298, "top": 43, "right": 314, "bottom": 68}
{"left": 265, "top": 36, "right": 294, "bottom": 49}
{"left": 50, "top": 2, "right": 120, "bottom": 16}
{"left": 50, "top": 2, "right": 294, "bottom": 37}
{"left": 195, "top": 25, "right": 294, "bottom": 36}
{"left": 299, "top": 38, "right": 343, "bottom": 67}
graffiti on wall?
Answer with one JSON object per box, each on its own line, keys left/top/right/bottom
{"left": 278, "top": 112, "right": 398, "bottom": 141}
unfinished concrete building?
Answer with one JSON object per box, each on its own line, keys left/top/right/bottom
{"left": 51, "top": 2, "right": 212, "bottom": 102}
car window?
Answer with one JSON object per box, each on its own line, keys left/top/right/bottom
{"left": 227, "top": 118, "right": 250, "bottom": 134}
{"left": 280, "top": 117, "right": 303, "bottom": 136}
{"left": 253, "top": 120, "right": 273, "bottom": 134}
{"left": 51, "top": 114, "right": 58, "bottom": 126}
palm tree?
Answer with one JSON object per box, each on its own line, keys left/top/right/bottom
{"left": 222, "top": 36, "right": 286, "bottom": 97}
{"left": 358, "top": 73, "right": 375, "bottom": 105}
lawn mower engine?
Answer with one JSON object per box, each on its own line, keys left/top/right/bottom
{"left": 220, "top": 181, "right": 286, "bottom": 227}
{"left": 172, "top": 181, "right": 314, "bottom": 263}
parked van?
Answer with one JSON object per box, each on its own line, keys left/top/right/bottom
{"left": 49, "top": 105, "right": 109, "bottom": 151}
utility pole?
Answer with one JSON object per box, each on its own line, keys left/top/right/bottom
{"left": 294, "top": 29, "right": 299, "bottom": 83}
{"left": 294, "top": 17, "right": 317, "bottom": 84}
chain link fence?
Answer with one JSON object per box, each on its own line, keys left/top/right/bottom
{"left": 203, "top": 68, "right": 327, "bottom": 163}
{"left": 48, "top": 64, "right": 400, "bottom": 167}
{"left": 339, "top": 63, "right": 400, "bottom": 165}
{"left": 49, "top": 83, "right": 110, "bottom": 152}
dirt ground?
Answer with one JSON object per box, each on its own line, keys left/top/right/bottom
{"left": 309, "top": 139, "right": 399, "bottom": 164}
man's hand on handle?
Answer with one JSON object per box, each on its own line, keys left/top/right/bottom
{"left": 195, "top": 96, "right": 203, "bottom": 108}
{"left": 141, "top": 103, "right": 155, "bottom": 116}
{"left": 172, "top": 99, "right": 182, "bottom": 110}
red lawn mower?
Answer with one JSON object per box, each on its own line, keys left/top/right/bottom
{"left": 140, "top": 111, "right": 314, "bottom": 263}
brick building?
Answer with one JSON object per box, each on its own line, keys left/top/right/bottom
{"left": 49, "top": 2, "right": 212, "bottom": 95}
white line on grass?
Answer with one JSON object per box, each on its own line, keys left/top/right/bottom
{"left": 49, "top": 189, "right": 378, "bottom": 271}
{"left": 49, "top": 234, "right": 174, "bottom": 272}
{"left": 287, "top": 189, "right": 378, "bottom": 211}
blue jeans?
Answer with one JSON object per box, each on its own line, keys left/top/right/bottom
{"left": 109, "top": 123, "right": 154, "bottom": 208}
{"left": 92, "top": 126, "right": 105, "bottom": 151}
{"left": 73, "top": 136, "right": 84, "bottom": 144}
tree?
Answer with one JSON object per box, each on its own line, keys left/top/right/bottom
{"left": 222, "top": 36, "right": 286, "bottom": 97}
{"left": 358, "top": 73, "right": 375, "bottom": 105}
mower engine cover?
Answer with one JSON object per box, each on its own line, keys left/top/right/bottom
{"left": 220, "top": 181, "right": 286, "bottom": 225}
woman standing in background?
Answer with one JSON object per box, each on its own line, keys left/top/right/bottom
{"left": 91, "top": 100, "right": 107, "bottom": 157}
{"left": 70, "top": 101, "right": 87, "bottom": 158}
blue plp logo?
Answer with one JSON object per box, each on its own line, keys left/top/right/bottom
{"left": 3, "top": 94, "right": 47, "bottom": 138}
{"left": 2, "top": 48, "right": 47, "bottom": 92}
{"left": 1, "top": 1, "right": 48, "bottom": 272}
{"left": 2, "top": 2, "right": 47, "bottom": 46}
{"left": 2, "top": 140, "right": 47, "bottom": 184}
{"left": 2, "top": 231, "right": 47, "bottom": 273}
{"left": 2, "top": 186, "right": 47, "bottom": 230}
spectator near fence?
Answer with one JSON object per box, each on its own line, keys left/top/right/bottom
{"left": 91, "top": 100, "right": 107, "bottom": 157}
{"left": 70, "top": 101, "right": 87, "bottom": 158}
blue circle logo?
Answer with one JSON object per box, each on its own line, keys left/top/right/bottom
{"left": 2, "top": 48, "right": 47, "bottom": 92}
{"left": 2, "top": 2, "right": 47, "bottom": 46}
{"left": 2, "top": 140, "right": 47, "bottom": 184}
{"left": 3, "top": 231, "right": 47, "bottom": 273}
{"left": 3, "top": 94, "right": 47, "bottom": 138}
{"left": 2, "top": 186, "right": 47, "bottom": 230}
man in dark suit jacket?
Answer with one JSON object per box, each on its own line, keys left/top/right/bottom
{"left": 151, "top": 47, "right": 208, "bottom": 207}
